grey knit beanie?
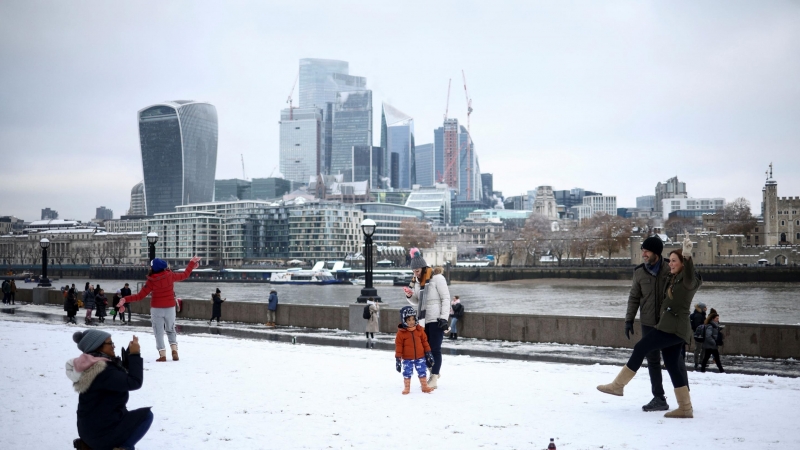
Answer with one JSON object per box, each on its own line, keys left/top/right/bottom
{"left": 73, "top": 329, "right": 111, "bottom": 354}
{"left": 409, "top": 248, "right": 428, "bottom": 270}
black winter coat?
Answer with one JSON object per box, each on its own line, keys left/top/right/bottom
{"left": 64, "top": 289, "right": 78, "bottom": 314}
{"left": 74, "top": 353, "right": 150, "bottom": 450}
{"left": 450, "top": 303, "right": 464, "bottom": 319}
{"left": 95, "top": 294, "right": 108, "bottom": 317}
{"left": 212, "top": 293, "right": 224, "bottom": 317}
{"left": 690, "top": 309, "right": 706, "bottom": 332}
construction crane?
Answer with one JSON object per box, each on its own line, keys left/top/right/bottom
{"left": 443, "top": 78, "right": 451, "bottom": 121}
{"left": 241, "top": 154, "right": 247, "bottom": 180}
{"left": 287, "top": 72, "right": 299, "bottom": 120}
{"left": 268, "top": 166, "right": 277, "bottom": 178}
{"left": 462, "top": 70, "right": 473, "bottom": 201}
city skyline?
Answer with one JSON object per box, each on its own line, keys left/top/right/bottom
{"left": 1, "top": 1, "right": 799, "bottom": 221}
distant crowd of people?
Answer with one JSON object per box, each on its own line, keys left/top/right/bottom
{"left": 1, "top": 278, "right": 17, "bottom": 304}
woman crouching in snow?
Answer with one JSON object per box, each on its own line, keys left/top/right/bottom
{"left": 67, "top": 329, "right": 153, "bottom": 450}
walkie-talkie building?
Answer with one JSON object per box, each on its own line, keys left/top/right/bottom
{"left": 138, "top": 101, "right": 218, "bottom": 215}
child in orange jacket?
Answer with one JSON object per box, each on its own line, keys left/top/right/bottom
{"left": 395, "top": 306, "right": 435, "bottom": 395}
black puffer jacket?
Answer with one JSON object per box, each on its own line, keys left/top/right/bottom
{"left": 690, "top": 306, "right": 706, "bottom": 331}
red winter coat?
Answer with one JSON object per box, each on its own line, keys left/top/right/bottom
{"left": 394, "top": 325, "right": 431, "bottom": 360}
{"left": 121, "top": 261, "right": 198, "bottom": 308}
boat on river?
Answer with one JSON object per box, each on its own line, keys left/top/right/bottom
{"left": 269, "top": 262, "right": 344, "bottom": 285}
{"left": 352, "top": 271, "right": 413, "bottom": 286}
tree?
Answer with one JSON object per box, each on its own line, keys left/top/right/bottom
{"left": 571, "top": 223, "right": 597, "bottom": 266}
{"left": 591, "top": 213, "right": 632, "bottom": 264}
{"left": 664, "top": 216, "right": 695, "bottom": 240}
{"left": 717, "top": 197, "right": 757, "bottom": 236}
{"left": 545, "top": 231, "right": 569, "bottom": 266}
{"left": 398, "top": 218, "right": 437, "bottom": 251}
{"left": 519, "top": 214, "right": 551, "bottom": 266}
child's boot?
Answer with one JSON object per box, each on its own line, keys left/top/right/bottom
{"left": 419, "top": 376, "right": 434, "bottom": 393}
{"left": 402, "top": 378, "right": 411, "bottom": 395}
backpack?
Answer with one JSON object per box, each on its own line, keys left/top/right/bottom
{"left": 693, "top": 324, "right": 706, "bottom": 343}
{"left": 362, "top": 304, "right": 371, "bottom": 320}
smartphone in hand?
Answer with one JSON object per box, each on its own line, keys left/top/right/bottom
{"left": 403, "top": 286, "right": 413, "bottom": 296}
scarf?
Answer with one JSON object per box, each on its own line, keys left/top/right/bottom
{"left": 644, "top": 258, "right": 661, "bottom": 278}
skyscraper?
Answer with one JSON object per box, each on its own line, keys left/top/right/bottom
{"left": 128, "top": 181, "right": 146, "bottom": 215}
{"left": 138, "top": 101, "right": 218, "bottom": 215}
{"left": 279, "top": 107, "right": 323, "bottom": 183}
{"left": 299, "top": 59, "right": 366, "bottom": 109}
{"left": 442, "top": 119, "right": 459, "bottom": 188}
{"left": 456, "top": 125, "right": 481, "bottom": 202}
{"left": 330, "top": 91, "right": 373, "bottom": 180}
{"left": 654, "top": 176, "right": 688, "bottom": 212}
{"left": 381, "top": 103, "right": 415, "bottom": 189}
{"left": 95, "top": 206, "right": 113, "bottom": 220}
{"left": 415, "top": 143, "right": 434, "bottom": 187}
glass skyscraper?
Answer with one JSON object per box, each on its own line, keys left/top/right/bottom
{"left": 381, "top": 103, "right": 415, "bottom": 189}
{"left": 138, "top": 101, "right": 218, "bottom": 215}
{"left": 299, "top": 59, "right": 366, "bottom": 109}
{"left": 279, "top": 107, "right": 323, "bottom": 184}
{"left": 330, "top": 90, "right": 373, "bottom": 179}
{"left": 414, "top": 143, "right": 434, "bottom": 187}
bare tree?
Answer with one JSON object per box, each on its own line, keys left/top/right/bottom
{"left": 108, "top": 239, "right": 129, "bottom": 265}
{"left": 520, "top": 214, "right": 551, "bottom": 266}
{"left": 717, "top": 197, "right": 758, "bottom": 236}
{"left": 398, "top": 218, "right": 437, "bottom": 250}
{"left": 592, "top": 214, "right": 633, "bottom": 264}
{"left": 26, "top": 241, "right": 41, "bottom": 266}
{"left": 571, "top": 222, "right": 597, "bottom": 266}
{"left": 664, "top": 216, "right": 695, "bottom": 240}
{"left": 546, "top": 232, "right": 568, "bottom": 266}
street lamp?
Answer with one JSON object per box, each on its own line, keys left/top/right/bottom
{"left": 147, "top": 232, "right": 158, "bottom": 264}
{"left": 38, "top": 238, "right": 51, "bottom": 287}
{"left": 357, "top": 219, "right": 380, "bottom": 303}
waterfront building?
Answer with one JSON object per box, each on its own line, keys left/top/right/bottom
{"left": 660, "top": 197, "right": 724, "bottom": 220}
{"left": 138, "top": 101, "right": 218, "bottom": 215}
{"left": 415, "top": 143, "right": 434, "bottom": 187}
{"left": 215, "top": 179, "right": 252, "bottom": 202}
{"left": 431, "top": 224, "right": 460, "bottom": 245}
{"left": 24, "top": 220, "right": 85, "bottom": 233}
{"left": 636, "top": 195, "right": 656, "bottom": 211}
{"left": 251, "top": 177, "right": 293, "bottom": 200}
{"left": 95, "top": 207, "right": 113, "bottom": 221}
{"left": 0, "top": 229, "right": 144, "bottom": 266}
{"left": 381, "top": 103, "right": 416, "bottom": 189}
{"left": 330, "top": 91, "right": 373, "bottom": 180}
{"left": 655, "top": 176, "right": 687, "bottom": 212}
{"left": 405, "top": 184, "right": 451, "bottom": 225}
{"left": 279, "top": 107, "right": 323, "bottom": 184}
{"left": 128, "top": 182, "right": 146, "bottom": 215}
{"left": 41, "top": 208, "right": 58, "bottom": 220}
{"left": 356, "top": 203, "right": 426, "bottom": 245}
{"left": 754, "top": 165, "right": 800, "bottom": 246}
{"left": 105, "top": 218, "right": 148, "bottom": 233}
{"left": 287, "top": 199, "right": 363, "bottom": 260}
{"left": 459, "top": 217, "right": 504, "bottom": 255}
{"left": 146, "top": 210, "right": 221, "bottom": 266}
{"left": 533, "top": 186, "right": 558, "bottom": 219}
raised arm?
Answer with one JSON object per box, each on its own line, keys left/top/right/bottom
{"left": 170, "top": 256, "right": 201, "bottom": 283}
{"left": 681, "top": 231, "right": 698, "bottom": 290}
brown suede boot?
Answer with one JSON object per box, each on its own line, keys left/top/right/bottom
{"left": 171, "top": 343, "right": 179, "bottom": 361}
{"left": 664, "top": 386, "right": 693, "bottom": 418}
{"left": 419, "top": 376, "right": 434, "bottom": 393}
{"left": 156, "top": 349, "right": 167, "bottom": 362}
{"left": 597, "top": 366, "right": 636, "bottom": 396}
{"left": 402, "top": 378, "right": 411, "bottom": 395}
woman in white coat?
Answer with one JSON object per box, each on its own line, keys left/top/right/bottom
{"left": 404, "top": 248, "right": 451, "bottom": 389}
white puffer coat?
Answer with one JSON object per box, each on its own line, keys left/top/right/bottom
{"left": 406, "top": 267, "right": 451, "bottom": 327}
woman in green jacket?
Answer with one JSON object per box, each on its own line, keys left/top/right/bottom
{"left": 597, "top": 232, "right": 701, "bottom": 418}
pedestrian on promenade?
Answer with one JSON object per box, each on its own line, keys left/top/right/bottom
{"left": 598, "top": 233, "right": 701, "bottom": 419}
{"left": 449, "top": 296, "right": 464, "bottom": 340}
{"left": 266, "top": 289, "right": 278, "bottom": 327}
{"left": 395, "top": 306, "right": 434, "bottom": 395}
{"left": 700, "top": 312, "right": 725, "bottom": 373}
{"left": 120, "top": 283, "right": 132, "bottom": 324}
{"left": 94, "top": 283, "right": 102, "bottom": 297}
{"left": 118, "top": 256, "right": 201, "bottom": 362}
{"left": 9, "top": 279, "right": 16, "bottom": 304}
{"left": 83, "top": 284, "right": 96, "bottom": 325}
{"left": 95, "top": 289, "right": 108, "bottom": 324}
{"left": 111, "top": 290, "right": 123, "bottom": 323}
{"left": 64, "top": 286, "right": 78, "bottom": 324}
{"left": 209, "top": 288, "right": 225, "bottom": 325}
{"left": 1, "top": 279, "right": 10, "bottom": 304}
{"left": 365, "top": 296, "right": 379, "bottom": 348}
{"left": 66, "top": 329, "right": 153, "bottom": 450}
{"left": 403, "top": 248, "right": 451, "bottom": 390}
{"left": 690, "top": 302, "right": 707, "bottom": 369}
{"left": 623, "top": 235, "right": 676, "bottom": 412}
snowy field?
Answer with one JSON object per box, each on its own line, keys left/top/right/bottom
{"left": 1, "top": 320, "right": 798, "bottom": 449}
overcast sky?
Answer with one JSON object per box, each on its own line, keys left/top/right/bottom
{"left": 1, "top": 0, "right": 799, "bottom": 222}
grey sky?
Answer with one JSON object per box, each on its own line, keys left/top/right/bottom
{"left": 1, "top": 0, "right": 798, "bottom": 222}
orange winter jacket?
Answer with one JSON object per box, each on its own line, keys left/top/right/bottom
{"left": 395, "top": 325, "right": 431, "bottom": 360}
{"left": 122, "top": 260, "right": 198, "bottom": 308}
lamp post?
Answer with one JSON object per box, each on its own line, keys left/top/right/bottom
{"left": 357, "top": 219, "right": 380, "bottom": 303}
{"left": 147, "top": 232, "right": 158, "bottom": 264}
{"left": 38, "top": 238, "right": 51, "bottom": 287}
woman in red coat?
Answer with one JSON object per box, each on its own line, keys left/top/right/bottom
{"left": 118, "top": 256, "right": 200, "bottom": 361}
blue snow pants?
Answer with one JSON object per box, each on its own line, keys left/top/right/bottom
{"left": 402, "top": 358, "right": 427, "bottom": 379}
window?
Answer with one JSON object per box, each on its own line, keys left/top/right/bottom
{"left": 781, "top": 220, "right": 785, "bottom": 226}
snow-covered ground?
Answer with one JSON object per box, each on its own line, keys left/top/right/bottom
{"left": 1, "top": 319, "right": 798, "bottom": 449}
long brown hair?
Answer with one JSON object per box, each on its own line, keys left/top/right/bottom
{"left": 669, "top": 248, "right": 684, "bottom": 261}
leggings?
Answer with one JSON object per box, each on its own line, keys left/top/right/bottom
{"left": 701, "top": 349, "right": 724, "bottom": 372}
{"left": 85, "top": 309, "right": 93, "bottom": 319}
{"left": 425, "top": 322, "right": 444, "bottom": 375}
{"left": 626, "top": 328, "right": 688, "bottom": 389}
{"left": 365, "top": 332, "right": 374, "bottom": 340}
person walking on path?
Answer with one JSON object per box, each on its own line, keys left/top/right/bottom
{"left": 66, "top": 329, "right": 153, "bottom": 450}
{"left": 449, "top": 296, "right": 464, "bottom": 340}
{"left": 394, "top": 306, "right": 435, "bottom": 395}
{"left": 598, "top": 233, "right": 702, "bottom": 419}
{"left": 403, "top": 248, "right": 451, "bottom": 390}
{"left": 690, "top": 302, "right": 707, "bottom": 369}
{"left": 83, "top": 284, "right": 96, "bottom": 325}
{"left": 120, "top": 283, "right": 133, "bottom": 324}
{"left": 95, "top": 289, "right": 108, "bottom": 324}
{"left": 365, "top": 296, "right": 380, "bottom": 348}
{"left": 64, "top": 286, "right": 79, "bottom": 324}
{"left": 266, "top": 289, "right": 278, "bottom": 327}
{"left": 111, "top": 290, "right": 123, "bottom": 323}
{"left": 118, "top": 256, "right": 201, "bottom": 362}
{"left": 9, "top": 279, "right": 16, "bottom": 304}
{"left": 623, "top": 235, "right": 677, "bottom": 412}
{"left": 700, "top": 312, "right": 725, "bottom": 373}
{"left": 1, "top": 279, "right": 10, "bottom": 304}
{"left": 209, "top": 288, "right": 225, "bottom": 325}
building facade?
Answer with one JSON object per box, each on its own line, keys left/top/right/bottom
{"left": 415, "top": 143, "right": 435, "bottom": 187}
{"left": 330, "top": 91, "right": 373, "bottom": 180}
{"left": 655, "top": 176, "right": 687, "bottom": 212}
{"left": 533, "top": 186, "right": 558, "bottom": 219}
{"left": 636, "top": 195, "right": 656, "bottom": 210}
{"left": 251, "top": 178, "right": 293, "bottom": 200}
{"left": 138, "top": 101, "right": 218, "bottom": 215}
{"left": 95, "top": 207, "right": 113, "bottom": 221}
{"left": 287, "top": 200, "right": 363, "bottom": 260}
{"left": 381, "top": 103, "right": 416, "bottom": 190}
{"left": 660, "top": 197, "right": 725, "bottom": 220}
{"left": 405, "top": 184, "right": 452, "bottom": 225}
{"left": 279, "top": 107, "right": 323, "bottom": 184}
{"left": 761, "top": 166, "right": 800, "bottom": 246}
{"left": 128, "top": 181, "right": 146, "bottom": 215}
{"left": 298, "top": 58, "right": 366, "bottom": 109}
{"left": 41, "top": 208, "right": 58, "bottom": 220}
{"left": 214, "top": 179, "right": 252, "bottom": 202}
{"left": 357, "top": 203, "right": 426, "bottom": 245}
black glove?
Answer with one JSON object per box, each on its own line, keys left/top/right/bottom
{"left": 624, "top": 321, "right": 634, "bottom": 340}
{"left": 425, "top": 351, "right": 434, "bottom": 368}
{"left": 437, "top": 319, "right": 449, "bottom": 330}
{"left": 120, "top": 346, "right": 130, "bottom": 369}
{"left": 395, "top": 357, "right": 401, "bottom": 373}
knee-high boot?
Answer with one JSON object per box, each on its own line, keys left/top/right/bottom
{"left": 597, "top": 366, "right": 636, "bottom": 396}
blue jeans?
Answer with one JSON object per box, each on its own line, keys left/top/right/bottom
{"left": 119, "top": 410, "right": 154, "bottom": 450}
{"left": 402, "top": 358, "right": 427, "bottom": 379}
{"left": 450, "top": 318, "right": 459, "bottom": 334}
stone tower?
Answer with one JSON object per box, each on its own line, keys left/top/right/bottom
{"left": 762, "top": 163, "right": 779, "bottom": 246}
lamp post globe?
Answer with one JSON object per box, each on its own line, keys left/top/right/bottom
{"left": 147, "top": 232, "right": 158, "bottom": 263}
{"left": 357, "top": 219, "right": 380, "bottom": 304}
{"left": 37, "top": 238, "right": 51, "bottom": 287}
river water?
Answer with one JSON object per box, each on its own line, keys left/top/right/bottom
{"left": 25, "top": 277, "right": 800, "bottom": 325}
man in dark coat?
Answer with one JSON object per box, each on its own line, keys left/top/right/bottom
{"left": 209, "top": 288, "right": 225, "bottom": 325}
{"left": 120, "top": 283, "right": 133, "bottom": 324}
{"left": 67, "top": 329, "right": 153, "bottom": 450}
{"left": 624, "top": 236, "right": 678, "bottom": 412}
{"left": 689, "top": 302, "right": 707, "bottom": 369}
{"left": 266, "top": 289, "right": 278, "bottom": 327}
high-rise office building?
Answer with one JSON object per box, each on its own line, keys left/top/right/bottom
{"left": 390, "top": 152, "right": 399, "bottom": 189}
{"left": 441, "top": 119, "right": 459, "bottom": 188}
{"left": 554, "top": 188, "right": 602, "bottom": 209}
{"left": 456, "top": 125, "right": 481, "bottom": 202}
{"left": 330, "top": 91, "right": 373, "bottom": 180}
{"left": 138, "top": 101, "right": 218, "bottom": 215}
{"left": 415, "top": 143, "right": 435, "bottom": 187}
{"left": 128, "top": 181, "right": 146, "bottom": 215}
{"left": 251, "top": 177, "right": 293, "bottom": 200}
{"left": 381, "top": 103, "right": 415, "bottom": 189}
{"left": 481, "top": 174, "right": 494, "bottom": 203}
{"left": 434, "top": 120, "right": 480, "bottom": 201}
{"left": 215, "top": 179, "right": 252, "bottom": 201}
{"left": 654, "top": 176, "right": 687, "bottom": 212}
{"left": 41, "top": 208, "right": 58, "bottom": 220}
{"left": 95, "top": 206, "right": 113, "bottom": 220}
{"left": 298, "top": 59, "right": 366, "bottom": 109}
{"left": 636, "top": 195, "right": 656, "bottom": 210}
{"left": 279, "top": 107, "right": 323, "bottom": 183}
{"left": 352, "top": 146, "right": 385, "bottom": 189}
